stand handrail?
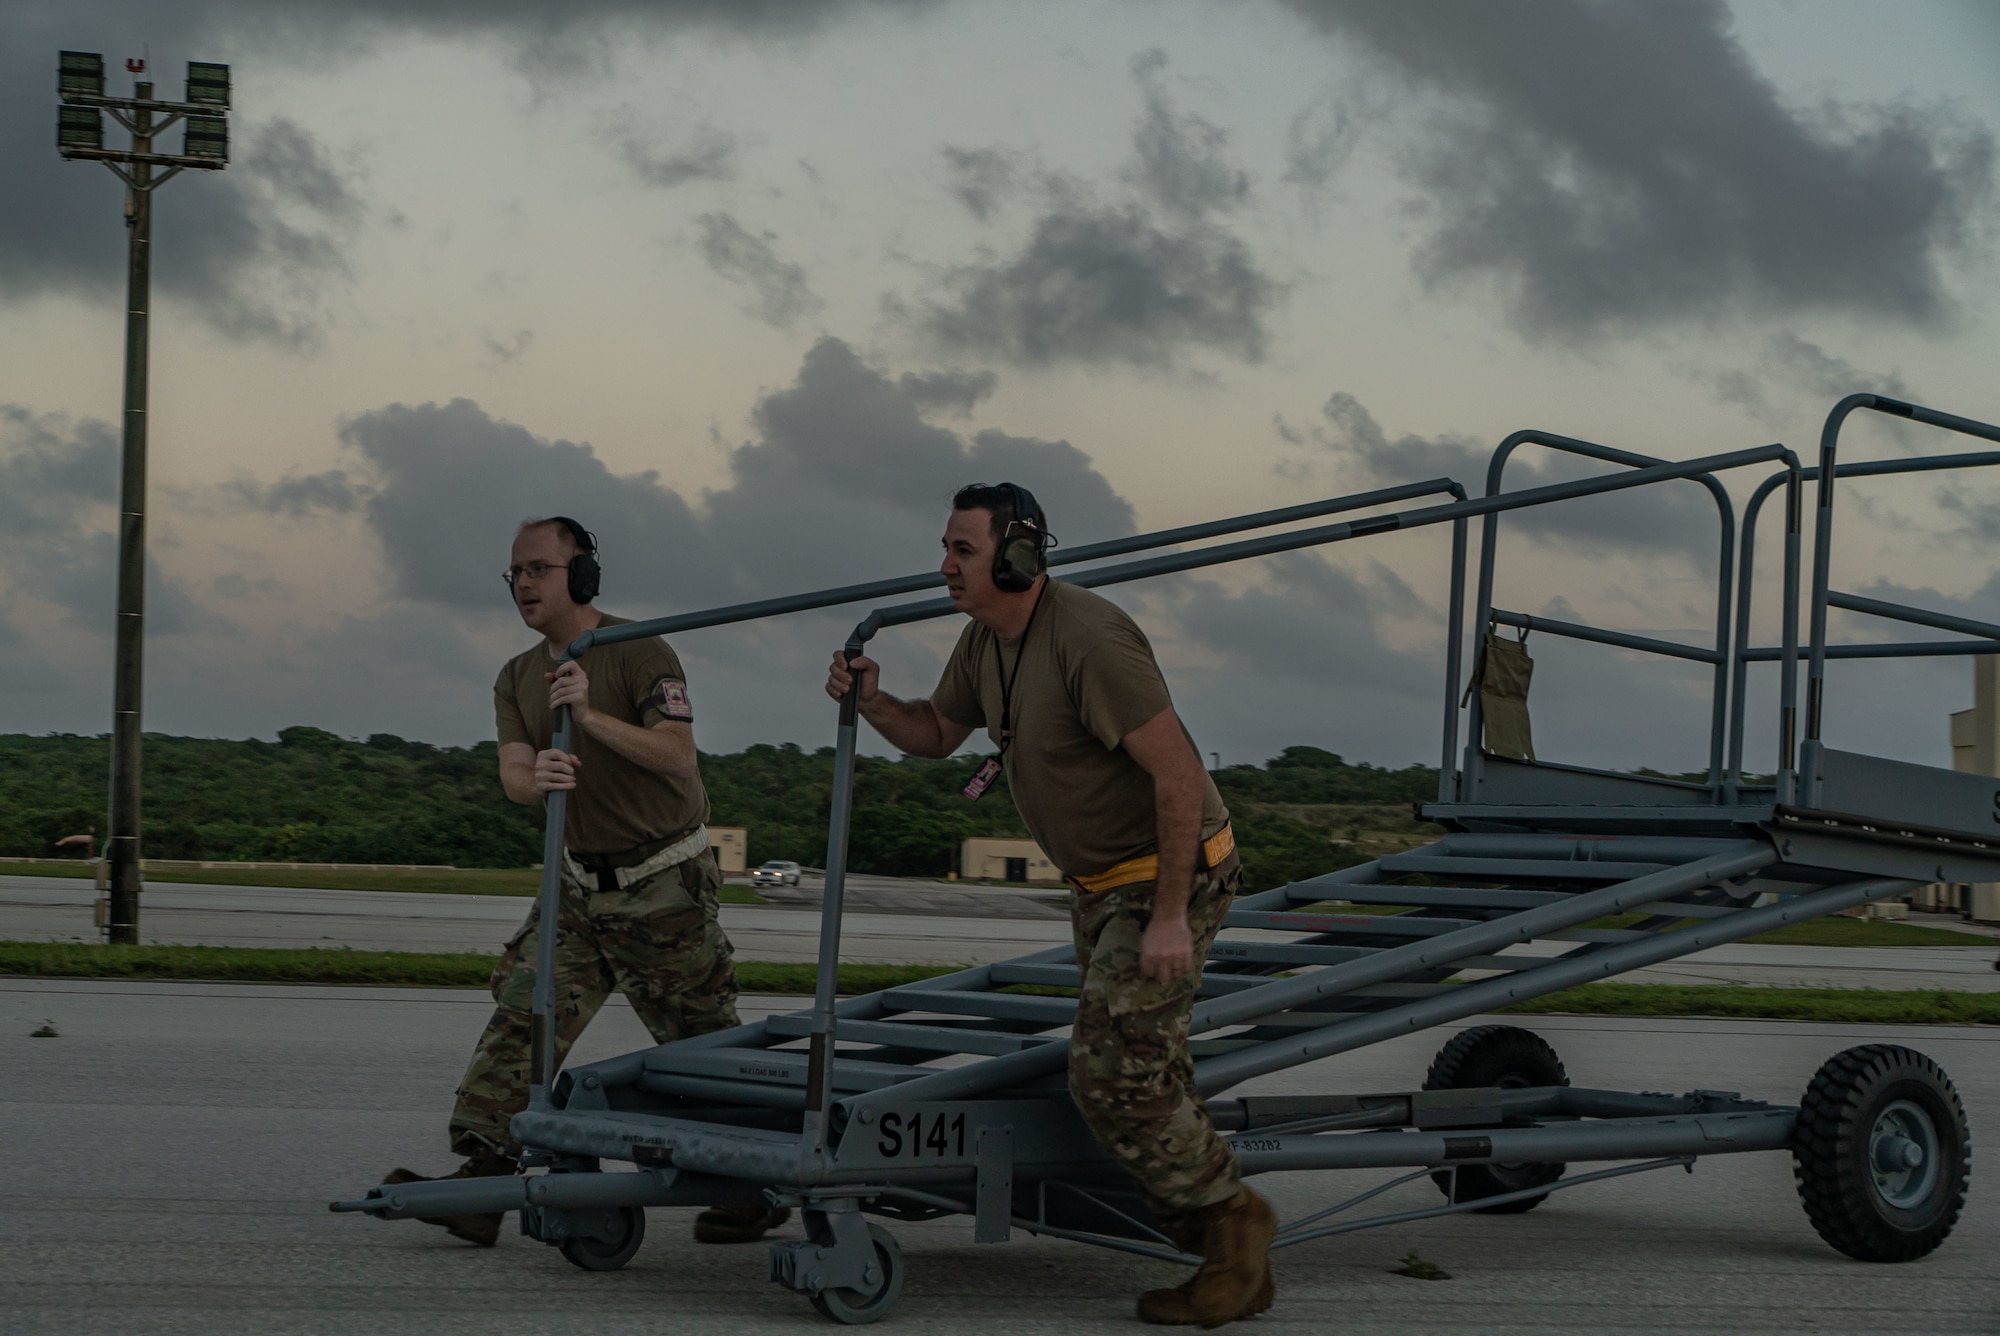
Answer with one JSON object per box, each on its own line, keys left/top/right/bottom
{"left": 1728, "top": 450, "right": 2000, "bottom": 794}
{"left": 1804, "top": 396, "right": 2000, "bottom": 804}
{"left": 1464, "top": 431, "right": 1752, "bottom": 803}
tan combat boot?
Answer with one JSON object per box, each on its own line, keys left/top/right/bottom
{"left": 693, "top": 1204, "right": 792, "bottom": 1243}
{"left": 1136, "top": 1187, "right": 1276, "bottom": 1327}
{"left": 381, "top": 1152, "right": 518, "bottom": 1247}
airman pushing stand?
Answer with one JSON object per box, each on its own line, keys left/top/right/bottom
{"left": 826, "top": 484, "right": 1275, "bottom": 1327}
{"left": 383, "top": 516, "right": 788, "bottom": 1249}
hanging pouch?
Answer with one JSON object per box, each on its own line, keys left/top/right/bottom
{"left": 1475, "top": 627, "right": 1536, "bottom": 761}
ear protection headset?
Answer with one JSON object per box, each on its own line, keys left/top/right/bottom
{"left": 991, "top": 483, "right": 1052, "bottom": 594}
{"left": 546, "top": 516, "right": 601, "bottom": 604}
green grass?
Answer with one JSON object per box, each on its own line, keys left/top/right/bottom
{"left": 1739, "top": 917, "right": 1980, "bottom": 947}
{"left": 1302, "top": 901, "right": 1981, "bottom": 947}
{"left": 1501, "top": 983, "right": 2000, "bottom": 1026}
{"left": 0, "top": 861, "right": 764, "bottom": 904}
{"left": 0, "top": 941, "right": 947, "bottom": 993}
{"left": 1575, "top": 911, "right": 1979, "bottom": 947}
{"left": 3, "top": 941, "right": 1994, "bottom": 1025}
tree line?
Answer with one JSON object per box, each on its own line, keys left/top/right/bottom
{"left": 0, "top": 731, "right": 1433, "bottom": 892}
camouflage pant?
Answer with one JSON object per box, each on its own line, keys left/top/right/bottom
{"left": 450, "top": 850, "right": 740, "bottom": 1159}
{"left": 1068, "top": 854, "right": 1243, "bottom": 1244}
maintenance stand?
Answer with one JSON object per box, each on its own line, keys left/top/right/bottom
{"left": 338, "top": 395, "right": 1991, "bottom": 1323}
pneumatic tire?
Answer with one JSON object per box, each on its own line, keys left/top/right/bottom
{"left": 1793, "top": 1044, "right": 1969, "bottom": 1262}
{"left": 1424, "top": 1024, "right": 1569, "bottom": 1213}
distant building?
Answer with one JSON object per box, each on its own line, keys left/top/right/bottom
{"left": 1939, "top": 659, "right": 2000, "bottom": 924}
{"left": 961, "top": 836, "right": 1058, "bottom": 884}
{"left": 708, "top": 826, "right": 747, "bottom": 874}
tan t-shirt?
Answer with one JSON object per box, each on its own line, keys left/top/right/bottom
{"left": 494, "top": 614, "right": 710, "bottom": 855}
{"left": 932, "top": 580, "right": 1228, "bottom": 878}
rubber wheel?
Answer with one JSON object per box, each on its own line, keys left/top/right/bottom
{"left": 558, "top": 1206, "right": 646, "bottom": 1271}
{"left": 808, "top": 1223, "right": 904, "bottom": 1325}
{"left": 1792, "top": 1044, "right": 1970, "bottom": 1262}
{"left": 1424, "top": 1024, "right": 1570, "bottom": 1213}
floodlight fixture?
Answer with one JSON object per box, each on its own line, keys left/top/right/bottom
{"left": 59, "top": 50, "right": 105, "bottom": 100}
{"left": 58, "top": 105, "right": 104, "bottom": 152}
{"left": 184, "top": 115, "right": 228, "bottom": 161}
{"left": 185, "top": 61, "right": 229, "bottom": 108}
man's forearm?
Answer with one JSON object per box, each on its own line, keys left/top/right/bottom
{"left": 1151, "top": 766, "right": 1205, "bottom": 911}
{"left": 500, "top": 765, "right": 540, "bottom": 805}
{"left": 858, "top": 692, "right": 951, "bottom": 757}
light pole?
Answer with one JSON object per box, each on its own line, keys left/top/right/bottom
{"left": 57, "top": 52, "right": 230, "bottom": 944}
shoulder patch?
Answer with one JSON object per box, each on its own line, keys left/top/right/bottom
{"left": 652, "top": 676, "right": 694, "bottom": 721}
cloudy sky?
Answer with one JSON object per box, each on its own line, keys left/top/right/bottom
{"left": 3, "top": 0, "right": 1998, "bottom": 778}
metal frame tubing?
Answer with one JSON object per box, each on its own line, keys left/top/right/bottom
{"left": 837, "top": 838, "right": 1781, "bottom": 1116}
{"left": 1728, "top": 451, "right": 2000, "bottom": 797}
{"left": 1187, "top": 872, "right": 1909, "bottom": 1095}
{"left": 1804, "top": 396, "right": 2000, "bottom": 803}
{"left": 1825, "top": 591, "right": 2000, "bottom": 641}
{"left": 1463, "top": 431, "right": 1763, "bottom": 804}
{"left": 1267, "top": 1158, "right": 1692, "bottom": 1250}
{"left": 519, "top": 478, "right": 1465, "bottom": 1105}
{"left": 803, "top": 645, "right": 864, "bottom": 1159}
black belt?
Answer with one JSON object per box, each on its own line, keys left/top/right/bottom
{"left": 568, "top": 828, "right": 697, "bottom": 873}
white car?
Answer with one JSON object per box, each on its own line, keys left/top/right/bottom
{"left": 751, "top": 860, "right": 803, "bottom": 887}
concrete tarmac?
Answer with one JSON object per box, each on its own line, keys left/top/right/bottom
{"left": 0, "top": 875, "right": 1070, "bottom": 966}
{"left": 5, "top": 875, "right": 1997, "bottom": 987}
{"left": 0, "top": 976, "right": 1993, "bottom": 1334}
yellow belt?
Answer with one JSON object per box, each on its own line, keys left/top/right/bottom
{"left": 1068, "top": 825, "right": 1236, "bottom": 894}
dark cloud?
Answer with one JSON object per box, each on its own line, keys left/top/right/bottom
{"left": 1127, "top": 49, "right": 1249, "bottom": 218}
{"left": 480, "top": 329, "right": 535, "bottom": 366}
{"left": 1178, "top": 552, "right": 1436, "bottom": 694}
{"left": 1763, "top": 332, "right": 1913, "bottom": 404}
{"left": 336, "top": 398, "right": 701, "bottom": 608}
{"left": 696, "top": 213, "right": 823, "bottom": 328}
{"left": 896, "top": 368, "right": 998, "bottom": 417}
{"left": 915, "top": 208, "right": 1274, "bottom": 371}
{"left": 1282, "top": 93, "right": 1366, "bottom": 191}
{"left": 911, "top": 53, "right": 1279, "bottom": 371}
{"left": 1700, "top": 332, "right": 1917, "bottom": 435}
{"left": 1161, "top": 551, "right": 1450, "bottom": 768}
{"left": 224, "top": 469, "right": 371, "bottom": 518}
{"left": 0, "top": 407, "right": 117, "bottom": 538}
{"left": 1935, "top": 492, "right": 2000, "bottom": 546}
{"left": 0, "top": 406, "right": 215, "bottom": 641}
{"left": 941, "top": 146, "right": 1028, "bottom": 222}
{"left": 324, "top": 336, "right": 1131, "bottom": 614}
{"left": 1310, "top": 392, "right": 1722, "bottom": 560}
{"left": 1283, "top": 0, "right": 1994, "bottom": 338}
{"left": 618, "top": 124, "right": 739, "bottom": 189}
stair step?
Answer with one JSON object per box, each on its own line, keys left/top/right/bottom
{"left": 644, "top": 1047, "right": 922, "bottom": 1091}
{"left": 763, "top": 1014, "right": 1058, "bottom": 1057}
{"left": 1225, "top": 910, "right": 1477, "bottom": 937}
{"left": 1377, "top": 855, "right": 1671, "bottom": 881}
{"left": 880, "top": 988, "right": 1079, "bottom": 1024}
{"left": 1285, "top": 884, "right": 1566, "bottom": 911}
{"left": 1205, "top": 941, "right": 1381, "bottom": 969}
{"left": 989, "top": 962, "right": 1278, "bottom": 996}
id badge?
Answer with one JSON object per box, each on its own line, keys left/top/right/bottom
{"left": 962, "top": 756, "right": 1002, "bottom": 801}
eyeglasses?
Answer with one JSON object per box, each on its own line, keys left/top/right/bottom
{"left": 503, "top": 561, "right": 571, "bottom": 587}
